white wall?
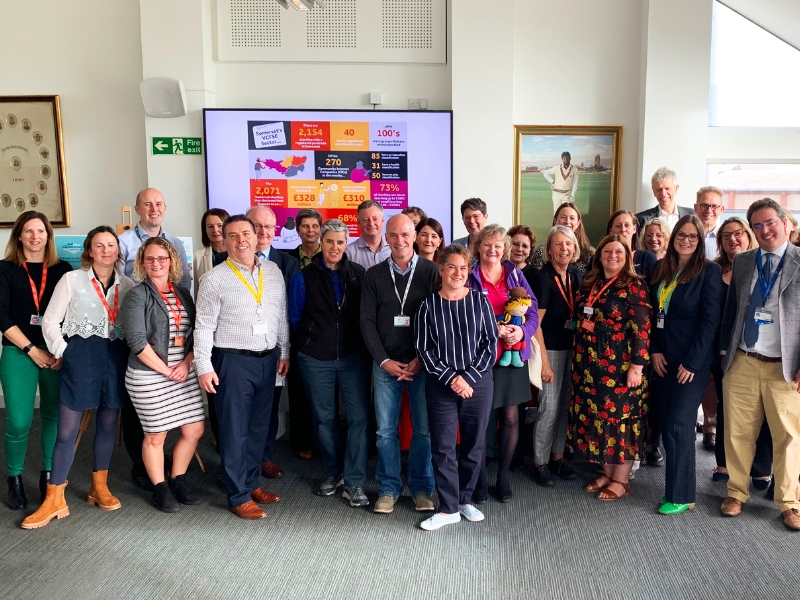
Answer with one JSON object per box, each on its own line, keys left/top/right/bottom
{"left": 513, "top": 0, "right": 644, "bottom": 212}
{"left": 1, "top": 1, "right": 147, "bottom": 246}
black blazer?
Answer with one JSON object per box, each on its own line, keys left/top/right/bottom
{"left": 266, "top": 247, "right": 299, "bottom": 291}
{"left": 635, "top": 205, "right": 694, "bottom": 232}
{"left": 649, "top": 260, "right": 724, "bottom": 372}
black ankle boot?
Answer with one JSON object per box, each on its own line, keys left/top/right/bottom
{"left": 39, "top": 470, "right": 51, "bottom": 503}
{"left": 169, "top": 474, "right": 201, "bottom": 505}
{"left": 7, "top": 475, "right": 27, "bottom": 510}
{"left": 151, "top": 481, "right": 181, "bottom": 513}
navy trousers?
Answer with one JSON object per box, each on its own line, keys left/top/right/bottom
{"left": 656, "top": 361, "right": 712, "bottom": 504}
{"left": 426, "top": 372, "right": 493, "bottom": 514}
{"left": 212, "top": 348, "right": 277, "bottom": 507}
{"left": 261, "top": 385, "right": 283, "bottom": 463}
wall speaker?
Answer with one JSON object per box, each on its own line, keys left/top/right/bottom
{"left": 140, "top": 78, "right": 188, "bottom": 118}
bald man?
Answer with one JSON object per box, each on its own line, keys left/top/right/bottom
{"left": 360, "top": 214, "right": 438, "bottom": 515}
{"left": 117, "top": 188, "right": 192, "bottom": 489}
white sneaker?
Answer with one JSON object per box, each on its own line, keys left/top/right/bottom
{"left": 459, "top": 504, "right": 485, "bottom": 522}
{"left": 420, "top": 512, "right": 461, "bottom": 531}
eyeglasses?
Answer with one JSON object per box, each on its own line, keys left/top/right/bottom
{"left": 253, "top": 224, "right": 276, "bottom": 231}
{"left": 752, "top": 218, "right": 783, "bottom": 231}
{"left": 697, "top": 203, "right": 723, "bottom": 212}
{"left": 674, "top": 232, "right": 700, "bottom": 242}
{"left": 144, "top": 256, "right": 170, "bottom": 264}
{"left": 720, "top": 228, "right": 746, "bottom": 241}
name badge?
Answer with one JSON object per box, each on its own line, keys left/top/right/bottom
{"left": 754, "top": 308, "right": 773, "bottom": 325}
{"left": 253, "top": 322, "right": 270, "bottom": 335}
{"left": 174, "top": 335, "right": 184, "bottom": 347}
{"left": 564, "top": 318, "right": 576, "bottom": 331}
{"left": 657, "top": 310, "right": 665, "bottom": 329}
{"left": 394, "top": 315, "right": 411, "bottom": 327}
{"left": 30, "top": 315, "right": 42, "bottom": 326}
{"left": 108, "top": 326, "right": 122, "bottom": 341}
{"left": 580, "top": 318, "right": 595, "bottom": 332}
{"left": 583, "top": 306, "right": 594, "bottom": 316}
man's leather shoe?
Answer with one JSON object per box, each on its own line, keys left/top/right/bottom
{"left": 251, "top": 488, "right": 280, "bottom": 505}
{"left": 702, "top": 433, "right": 716, "bottom": 452}
{"left": 782, "top": 508, "right": 800, "bottom": 530}
{"left": 231, "top": 500, "right": 267, "bottom": 519}
{"left": 260, "top": 461, "right": 284, "bottom": 479}
{"left": 647, "top": 449, "right": 665, "bottom": 467}
{"left": 720, "top": 496, "right": 743, "bottom": 516}
{"left": 766, "top": 478, "right": 775, "bottom": 500}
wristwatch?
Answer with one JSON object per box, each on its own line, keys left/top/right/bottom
{"left": 22, "top": 343, "right": 34, "bottom": 354}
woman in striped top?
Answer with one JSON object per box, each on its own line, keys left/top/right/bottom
{"left": 414, "top": 245, "right": 498, "bottom": 531}
{"left": 119, "top": 237, "right": 205, "bottom": 513}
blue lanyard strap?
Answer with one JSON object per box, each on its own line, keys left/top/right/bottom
{"left": 756, "top": 248, "right": 785, "bottom": 304}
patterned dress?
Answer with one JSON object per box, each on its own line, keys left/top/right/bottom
{"left": 567, "top": 277, "right": 651, "bottom": 464}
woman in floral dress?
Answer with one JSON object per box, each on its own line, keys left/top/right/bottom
{"left": 568, "top": 234, "right": 652, "bottom": 501}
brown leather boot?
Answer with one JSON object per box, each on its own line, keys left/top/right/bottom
{"left": 21, "top": 482, "right": 69, "bottom": 529}
{"left": 87, "top": 470, "right": 121, "bottom": 511}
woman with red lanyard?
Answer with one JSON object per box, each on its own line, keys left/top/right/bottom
{"left": 527, "top": 225, "right": 583, "bottom": 487}
{"left": 21, "top": 226, "right": 134, "bottom": 529}
{"left": 466, "top": 224, "right": 539, "bottom": 503}
{"left": 118, "top": 237, "right": 205, "bottom": 513}
{"left": 0, "top": 212, "right": 72, "bottom": 510}
{"left": 568, "top": 234, "right": 652, "bottom": 501}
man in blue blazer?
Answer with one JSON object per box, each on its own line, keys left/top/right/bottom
{"left": 718, "top": 197, "right": 800, "bottom": 531}
{"left": 249, "top": 206, "right": 300, "bottom": 479}
{"left": 635, "top": 167, "right": 694, "bottom": 232}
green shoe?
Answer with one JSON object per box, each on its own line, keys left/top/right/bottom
{"left": 659, "top": 501, "right": 695, "bottom": 515}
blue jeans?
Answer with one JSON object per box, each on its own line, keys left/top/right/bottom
{"left": 298, "top": 351, "right": 369, "bottom": 488}
{"left": 373, "top": 362, "right": 434, "bottom": 498}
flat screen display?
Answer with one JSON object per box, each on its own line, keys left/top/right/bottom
{"left": 203, "top": 109, "right": 453, "bottom": 249}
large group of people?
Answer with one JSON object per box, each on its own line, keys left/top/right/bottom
{"left": 3, "top": 166, "right": 800, "bottom": 533}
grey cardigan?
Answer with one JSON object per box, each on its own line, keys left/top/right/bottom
{"left": 118, "top": 279, "right": 196, "bottom": 371}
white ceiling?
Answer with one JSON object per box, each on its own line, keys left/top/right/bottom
{"left": 720, "top": 0, "right": 800, "bottom": 51}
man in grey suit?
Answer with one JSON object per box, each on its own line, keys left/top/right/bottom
{"left": 635, "top": 167, "right": 694, "bottom": 232}
{"left": 718, "top": 197, "right": 800, "bottom": 531}
{"left": 247, "top": 205, "right": 299, "bottom": 480}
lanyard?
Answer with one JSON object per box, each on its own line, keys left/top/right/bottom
{"left": 226, "top": 258, "right": 263, "bottom": 304}
{"left": 90, "top": 277, "right": 119, "bottom": 325}
{"left": 657, "top": 271, "right": 682, "bottom": 314}
{"left": 554, "top": 272, "right": 574, "bottom": 313}
{"left": 157, "top": 283, "right": 183, "bottom": 333}
{"left": 22, "top": 262, "right": 47, "bottom": 315}
{"left": 756, "top": 248, "right": 785, "bottom": 305}
{"left": 586, "top": 275, "right": 619, "bottom": 309}
{"left": 388, "top": 258, "right": 417, "bottom": 316}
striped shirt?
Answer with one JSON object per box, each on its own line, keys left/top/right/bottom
{"left": 194, "top": 256, "right": 289, "bottom": 375}
{"left": 414, "top": 289, "right": 498, "bottom": 386}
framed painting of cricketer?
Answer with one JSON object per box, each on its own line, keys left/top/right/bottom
{"left": 0, "top": 96, "right": 70, "bottom": 227}
{"left": 513, "top": 125, "right": 622, "bottom": 249}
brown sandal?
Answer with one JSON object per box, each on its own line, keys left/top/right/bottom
{"left": 584, "top": 476, "right": 611, "bottom": 492}
{"left": 597, "top": 479, "right": 632, "bottom": 502}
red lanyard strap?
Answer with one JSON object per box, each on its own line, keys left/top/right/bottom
{"left": 22, "top": 262, "right": 47, "bottom": 314}
{"left": 90, "top": 278, "right": 119, "bottom": 325}
{"left": 157, "top": 283, "right": 183, "bottom": 333}
{"left": 554, "top": 273, "right": 574, "bottom": 313}
{"left": 586, "top": 274, "right": 619, "bottom": 308}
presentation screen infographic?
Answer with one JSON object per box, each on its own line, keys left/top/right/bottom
{"left": 204, "top": 109, "right": 453, "bottom": 249}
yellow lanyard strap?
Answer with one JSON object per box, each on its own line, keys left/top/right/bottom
{"left": 657, "top": 272, "right": 681, "bottom": 313}
{"left": 226, "top": 259, "right": 263, "bottom": 304}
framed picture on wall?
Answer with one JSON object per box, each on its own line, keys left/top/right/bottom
{"left": 0, "top": 96, "right": 70, "bottom": 227}
{"left": 513, "top": 125, "right": 622, "bottom": 248}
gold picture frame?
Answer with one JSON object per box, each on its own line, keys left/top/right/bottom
{"left": 0, "top": 95, "right": 70, "bottom": 227}
{"left": 513, "top": 125, "right": 622, "bottom": 248}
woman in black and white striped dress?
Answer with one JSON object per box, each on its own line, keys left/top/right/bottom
{"left": 119, "top": 237, "right": 205, "bottom": 513}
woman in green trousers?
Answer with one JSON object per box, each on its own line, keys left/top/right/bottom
{"left": 0, "top": 212, "right": 72, "bottom": 510}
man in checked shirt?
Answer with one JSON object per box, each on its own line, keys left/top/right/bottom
{"left": 194, "top": 215, "right": 290, "bottom": 520}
